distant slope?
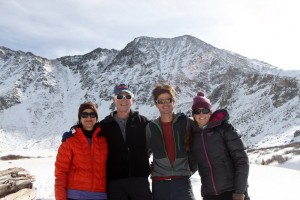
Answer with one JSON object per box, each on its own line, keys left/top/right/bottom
{"left": 0, "top": 35, "right": 300, "bottom": 150}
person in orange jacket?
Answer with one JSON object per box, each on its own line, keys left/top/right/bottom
{"left": 55, "top": 102, "right": 108, "bottom": 200}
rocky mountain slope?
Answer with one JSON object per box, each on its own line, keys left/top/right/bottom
{"left": 0, "top": 35, "right": 300, "bottom": 150}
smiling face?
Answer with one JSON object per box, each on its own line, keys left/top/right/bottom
{"left": 80, "top": 108, "right": 97, "bottom": 130}
{"left": 155, "top": 93, "right": 174, "bottom": 115}
{"left": 193, "top": 107, "right": 211, "bottom": 128}
{"left": 113, "top": 91, "right": 133, "bottom": 114}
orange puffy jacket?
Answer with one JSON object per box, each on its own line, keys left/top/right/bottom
{"left": 55, "top": 127, "right": 108, "bottom": 200}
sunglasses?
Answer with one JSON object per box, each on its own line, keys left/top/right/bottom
{"left": 155, "top": 98, "right": 173, "bottom": 104}
{"left": 116, "top": 94, "right": 132, "bottom": 100}
{"left": 192, "top": 108, "right": 210, "bottom": 115}
{"left": 81, "top": 112, "right": 97, "bottom": 118}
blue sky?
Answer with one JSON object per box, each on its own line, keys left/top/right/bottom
{"left": 0, "top": 0, "right": 299, "bottom": 70}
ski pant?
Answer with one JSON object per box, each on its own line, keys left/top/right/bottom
{"left": 152, "top": 177, "right": 195, "bottom": 200}
{"left": 203, "top": 191, "right": 233, "bottom": 200}
{"left": 203, "top": 191, "right": 250, "bottom": 200}
{"left": 107, "top": 177, "right": 152, "bottom": 200}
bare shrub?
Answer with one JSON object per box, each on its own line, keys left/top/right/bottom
{"left": 284, "top": 149, "right": 300, "bottom": 155}
{"left": 248, "top": 141, "right": 300, "bottom": 152}
{"left": 264, "top": 155, "right": 289, "bottom": 165}
{"left": 0, "top": 155, "right": 31, "bottom": 160}
{"left": 294, "top": 130, "right": 300, "bottom": 137}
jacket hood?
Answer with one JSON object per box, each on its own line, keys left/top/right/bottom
{"left": 206, "top": 109, "right": 229, "bottom": 128}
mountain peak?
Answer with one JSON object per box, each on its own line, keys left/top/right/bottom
{"left": 1, "top": 35, "right": 300, "bottom": 151}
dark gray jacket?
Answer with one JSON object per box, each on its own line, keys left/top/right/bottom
{"left": 191, "top": 109, "right": 249, "bottom": 196}
{"left": 146, "top": 113, "right": 197, "bottom": 177}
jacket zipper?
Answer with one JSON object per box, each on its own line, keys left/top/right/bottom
{"left": 171, "top": 124, "right": 177, "bottom": 175}
{"left": 201, "top": 129, "right": 218, "bottom": 195}
{"left": 125, "top": 120, "right": 132, "bottom": 177}
{"left": 128, "top": 147, "right": 131, "bottom": 176}
{"left": 91, "top": 136, "right": 95, "bottom": 190}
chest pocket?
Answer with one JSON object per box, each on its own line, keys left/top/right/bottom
{"left": 126, "top": 121, "right": 147, "bottom": 148}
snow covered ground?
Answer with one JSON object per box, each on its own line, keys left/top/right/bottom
{"left": 1, "top": 149, "right": 300, "bottom": 200}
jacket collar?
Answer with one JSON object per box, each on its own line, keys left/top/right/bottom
{"left": 104, "top": 109, "right": 138, "bottom": 123}
{"left": 206, "top": 109, "right": 229, "bottom": 128}
{"left": 153, "top": 112, "right": 186, "bottom": 125}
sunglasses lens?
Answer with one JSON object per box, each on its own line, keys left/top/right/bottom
{"left": 202, "top": 108, "right": 210, "bottom": 114}
{"left": 81, "top": 114, "right": 88, "bottom": 118}
{"left": 156, "top": 98, "right": 173, "bottom": 104}
{"left": 156, "top": 100, "right": 163, "bottom": 104}
{"left": 116, "top": 95, "right": 132, "bottom": 99}
{"left": 192, "top": 109, "right": 199, "bottom": 115}
{"left": 81, "top": 112, "right": 96, "bottom": 118}
{"left": 89, "top": 113, "right": 96, "bottom": 118}
{"left": 193, "top": 108, "right": 210, "bottom": 115}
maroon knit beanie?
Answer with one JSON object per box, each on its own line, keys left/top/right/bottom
{"left": 192, "top": 92, "right": 212, "bottom": 110}
{"left": 78, "top": 102, "right": 99, "bottom": 121}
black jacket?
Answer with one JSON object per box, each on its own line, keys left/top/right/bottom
{"left": 99, "top": 110, "right": 151, "bottom": 182}
{"left": 191, "top": 109, "right": 249, "bottom": 197}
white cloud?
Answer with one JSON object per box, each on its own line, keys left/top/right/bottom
{"left": 0, "top": 0, "right": 299, "bottom": 69}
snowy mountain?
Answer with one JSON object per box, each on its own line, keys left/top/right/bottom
{"left": 1, "top": 35, "right": 300, "bottom": 151}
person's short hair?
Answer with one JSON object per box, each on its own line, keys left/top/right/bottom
{"left": 152, "top": 84, "right": 176, "bottom": 103}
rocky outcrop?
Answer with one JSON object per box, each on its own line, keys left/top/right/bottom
{"left": 0, "top": 168, "right": 36, "bottom": 199}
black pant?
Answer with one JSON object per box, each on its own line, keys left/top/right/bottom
{"left": 67, "top": 199, "right": 106, "bottom": 200}
{"left": 107, "top": 177, "right": 152, "bottom": 200}
{"left": 203, "top": 191, "right": 233, "bottom": 200}
{"left": 152, "top": 177, "right": 195, "bottom": 200}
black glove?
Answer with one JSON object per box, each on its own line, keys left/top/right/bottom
{"left": 61, "top": 131, "right": 73, "bottom": 142}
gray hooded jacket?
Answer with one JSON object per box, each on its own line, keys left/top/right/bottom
{"left": 146, "top": 113, "right": 197, "bottom": 177}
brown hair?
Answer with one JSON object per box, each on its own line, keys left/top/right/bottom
{"left": 184, "top": 119, "right": 193, "bottom": 151}
{"left": 152, "top": 84, "right": 176, "bottom": 103}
